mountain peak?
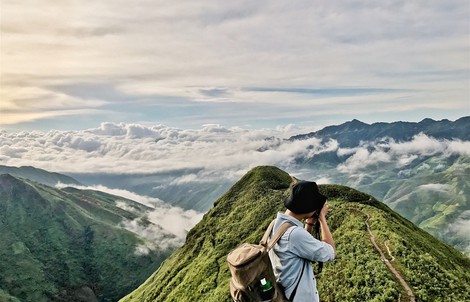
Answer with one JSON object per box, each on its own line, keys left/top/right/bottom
{"left": 349, "top": 118, "right": 368, "bottom": 126}
{"left": 419, "top": 118, "right": 436, "bottom": 124}
{"left": 232, "top": 166, "right": 292, "bottom": 190}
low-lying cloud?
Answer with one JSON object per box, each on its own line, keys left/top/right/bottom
{"left": 2, "top": 124, "right": 469, "bottom": 183}
{"left": 448, "top": 210, "right": 470, "bottom": 254}
{"left": 418, "top": 184, "right": 453, "bottom": 194}
{"left": 337, "top": 133, "right": 470, "bottom": 174}
{"left": 0, "top": 123, "right": 321, "bottom": 178}
{"left": 56, "top": 183, "right": 204, "bottom": 253}
{"left": 56, "top": 183, "right": 164, "bottom": 208}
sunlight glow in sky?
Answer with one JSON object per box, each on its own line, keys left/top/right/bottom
{"left": 1, "top": 0, "right": 469, "bottom": 131}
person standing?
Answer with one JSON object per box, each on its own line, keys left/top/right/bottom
{"left": 269, "top": 180, "right": 336, "bottom": 302}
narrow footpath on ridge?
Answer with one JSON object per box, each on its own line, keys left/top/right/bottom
{"left": 384, "top": 240, "right": 395, "bottom": 262}
{"left": 363, "top": 213, "right": 416, "bottom": 302}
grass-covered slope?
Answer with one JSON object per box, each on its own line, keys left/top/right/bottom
{"left": 0, "top": 165, "right": 82, "bottom": 187}
{"left": 121, "top": 166, "right": 470, "bottom": 302}
{"left": 0, "top": 174, "right": 171, "bottom": 302}
{"left": 383, "top": 156, "right": 470, "bottom": 252}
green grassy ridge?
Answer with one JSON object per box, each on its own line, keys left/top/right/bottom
{"left": 121, "top": 166, "right": 470, "bottom": 302}
{"left": 0, "top": 174, "right": 171, "bottom": 302}
{"left": 0, "top": 165, "right": 82, "bottom": 187}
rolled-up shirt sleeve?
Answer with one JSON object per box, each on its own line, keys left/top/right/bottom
{"left": 289, "top": 227, "right": 335, "bottom": 262}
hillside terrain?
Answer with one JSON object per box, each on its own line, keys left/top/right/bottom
{"left": 0, "top": 174, "right": 172, "bottom": 302}
{"left": 121, "top": 166, "right": 470, "bottom": 302}
{"left": 0, "top": 165, "right": 82, "bottom": 187}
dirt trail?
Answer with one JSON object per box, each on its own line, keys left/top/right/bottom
{"left": 384, "top": 240, "right": 396, "bottom": 262}
{"left": 364, "top": 214, "right": 416, "bottom": 302}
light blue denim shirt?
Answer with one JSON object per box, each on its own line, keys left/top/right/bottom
{"left": 269, "top": 212, "right": 335, "bottom": 302}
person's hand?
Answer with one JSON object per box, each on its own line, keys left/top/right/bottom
{"left": 305, "top": 216, "right": 317, "bottom": 225}
{"left": 319, "top": 202, "right": 329, "bottom": 220}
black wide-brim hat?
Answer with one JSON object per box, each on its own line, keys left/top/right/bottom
{"left": 284, "top": 180, "right": 327, "bottom": 214}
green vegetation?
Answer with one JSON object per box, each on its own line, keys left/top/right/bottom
{"left": 0, "top": 165, "right": 82, "bottom": 187}
{"left": 121, "top": 166, "right": 470, "bottom": 302}
{"left": 381, "top": 156, "right": 469, "bottom": 253}
{"left": 0, "top": 174, "right": 172, "bottom": 302}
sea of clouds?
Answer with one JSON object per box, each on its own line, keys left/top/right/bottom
{"left": 0, "top": 122, "right": 325, "bottom": 178}
{"left": 2, "top": 122, "right": 469, "bottom": 253}
{"left": 2, "top": 122, "right": 469, "bottom": 178}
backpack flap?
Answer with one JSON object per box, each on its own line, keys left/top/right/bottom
{"left": 227, "top": 243, "right": 270, "bottom": 288}
{"left": 227, "top": 243, "right": 264, "bottom": 268}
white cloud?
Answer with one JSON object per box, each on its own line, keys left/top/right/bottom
{"left": 0, "top": 145, "right": 28, "bottom": 158}
{"left": 2, "top": 125, "right": 468, "bottom": 183}
{"left": 337, "top": 147, "right": 357, "bottom": 157}
{"left": 418, "top": 184, "right": 453, "bottom": 193}
{"left": 119, "top": 217, "right": 183, "bottom": 251}
{"left": 0, "top": 123, "right": 328, "bottom": 177}
{"left": 337, "top": 148, "right": 392, "bottom": 173}
{"left": 115, "top": 200, "right": 139, "bottom": 213}
{"left": 134, "top": 244, "right": 151, "bottom": 256}
{"left": 388, "top": 133, "right": 447, "bottom": 156}
{"left": 316, "top": 177, "right": 332, "bottom": 185}
{"left": 55, "top": 183, "right": 204, "bottom": 251}
{"left": 447, "top": 140, "right": 470, "bottom": 156}
{"left": 448, "top": 210, "right": 470, "bottom": 254}
{"left": 397, "top": 154, "right": 419, "bottom": 167}
{"left": 118, "top": 204, "right": 204, "bottom": 251}
{"left": 337, "top": 133, "right": 470, "bottom": 174}
{"left": 56, "top": 183, "right": 164, "bottom": 208}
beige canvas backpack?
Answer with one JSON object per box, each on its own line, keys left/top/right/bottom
{"left": 227, "top": 220, "right": 294, "bottom": 302}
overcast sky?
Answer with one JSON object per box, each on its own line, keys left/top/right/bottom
{"left": 1, "top": 0, "right": 469, "bottom": 131}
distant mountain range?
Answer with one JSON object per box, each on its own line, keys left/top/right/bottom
{"left": 0, "top": 174, "right": 172, "bottom": 302}
{"left": 290, "top": 116, "right": 470, "bottom": 146}
{"left": 120, "top": 166, "right": 470, "bottom": 302}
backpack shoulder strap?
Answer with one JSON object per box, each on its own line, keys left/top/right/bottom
{"left": 267, "top": 222, "right": 294, "bottom": 251}
{"left": 259, "top": 219, "right": 276, "bottom": 246}
{"left": 260, "top": 220, "right": 295, "bottom": 251}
